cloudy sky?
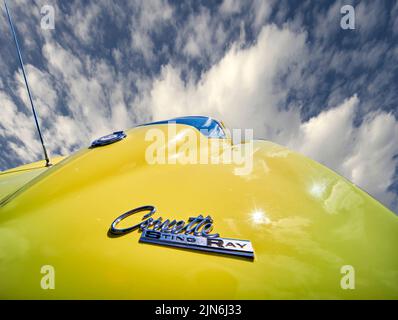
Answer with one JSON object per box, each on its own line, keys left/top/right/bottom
{"left": 0, "top": 0, "right": 397, "bottom": 213}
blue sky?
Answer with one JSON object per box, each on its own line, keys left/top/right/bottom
{"left": 0, "top": 0, "right": 397, "bottom": 213}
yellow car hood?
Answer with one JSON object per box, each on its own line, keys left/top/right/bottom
{"left": 0, "top": 124, "right": 397, "bottom": 299}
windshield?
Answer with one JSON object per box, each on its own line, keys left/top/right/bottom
{"left": 141, "top": 116, "right": 227, "bottom": 139}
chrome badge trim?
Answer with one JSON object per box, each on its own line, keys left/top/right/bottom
{"left": 109, "top": 206, "right": 254, "bottom": 259}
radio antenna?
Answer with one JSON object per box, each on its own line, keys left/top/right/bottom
{"left": 4, "top": 0, "right": 51, "bottom": 167}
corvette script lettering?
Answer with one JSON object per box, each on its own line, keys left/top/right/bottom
{"left": 109, "top": 206, "right": 254, "bottom": 259}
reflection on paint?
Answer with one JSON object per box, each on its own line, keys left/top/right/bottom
{"left": 250, "top": 210, "right": 271, "bottom": 225}
{"left": 309, "top": 182, "right": 326, "bottom": 199}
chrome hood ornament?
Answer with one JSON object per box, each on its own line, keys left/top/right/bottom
{"left": 109, "top": 206, "right": 254, "bottom": 259}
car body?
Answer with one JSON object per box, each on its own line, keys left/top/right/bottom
{"left": 0, "top": 116, "right": 397, "bottom": 299}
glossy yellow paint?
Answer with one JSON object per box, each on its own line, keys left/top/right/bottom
{"left": 0, "top": 156, "right": 65, "bottom": 201}
{"left": 0, "top": 124, "right": 397, "bottom": 299}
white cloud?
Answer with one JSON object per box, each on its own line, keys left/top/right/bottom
{"left": 220, "top": 0, "right": 242, "bottom": 15}
{"left": 290, "top": 95, "right": 359, "bottom": 171}
{"left": 41, "top": 41, "right": 140, "bottom": 141}
{"left": 128, "top": 0, "right": 174, "bottom": 63}
{"left": 146, "top": 24, "right": 398, "bottom": 212}
{"left": 67, "top": 2, "right": 102, "bottom": 46}
{"left": 291, "top": 96, "right": 398, "bottom": 212}
{"left": 150, "top": 25, "right": 306, "bottom": 143}
{"left": 0, "top": 91, "right": 41, "bottom": 162}
{"left": 356, "top": 0, "right": 386, "bottom": 36}
{"left": 176, "top": 6, "right": 228, "bottom": 66}
{"left": 15, "top": 64, "right": 57, "bottom": 118}
{"left": 343, "top": 112, "right": 398, "bottom": 207}
{"left": 0, "top": 36, "right": 146, "bottom": 164}
{"left": 251, "top": 0, "right": 273, "bottom": 31}
{"left": 392, "top": 2, "right": 398, "bottom": 36}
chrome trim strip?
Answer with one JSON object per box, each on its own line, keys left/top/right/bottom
{"left": 139, "top": 229, "right": 254, "bottom": 259}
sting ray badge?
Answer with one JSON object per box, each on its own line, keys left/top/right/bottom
{"left": 109, "top": 206, "right": 254, "bottom": 259}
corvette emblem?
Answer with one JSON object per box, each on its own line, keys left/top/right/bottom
{"left": 109, "top": 206, "right": 254, "bottom": 259}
